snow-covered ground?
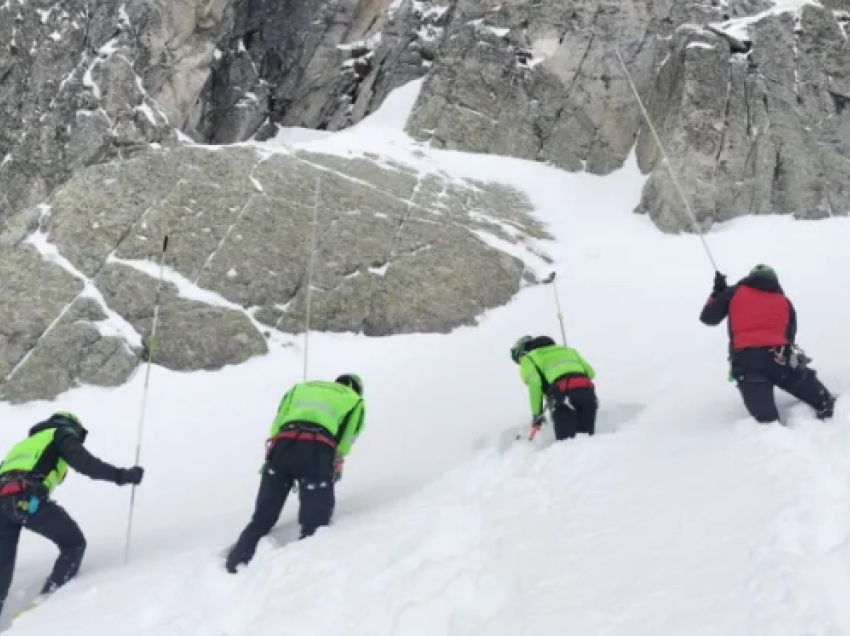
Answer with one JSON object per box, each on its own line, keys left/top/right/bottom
{"left": 2, "top": 79, "right": 850, "bottom": 635}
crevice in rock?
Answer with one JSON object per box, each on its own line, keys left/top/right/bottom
{"left": 93, "top": 176, "right": 185, "bottom": 280}
{"left": 829, "top": 90, "right": 850, "bottom": 114}
{"left": 705, "top": 25, "right": 751, "bottom": 54}
{"left": 634, "top": 28, "right": 667, "bottom": 167}
{"left": 792, "top": 30, "right": 803, "bottom": 106}
{"left": 291, "top": 151, "right": 448, "bottom": 222}
{"left": 535, "top": 2, "right": 601, "bottom": 158}
{"left": 714, "top": 60, "right": 734, "bottom": 170}
{"left": 743, "top": 71, "right": 753, "bottom": 138}
{"left": 0, "top": 265, "right": 83, "bottom": 389}
{"left": 771, "top": 143, "right": 784, "bottom": 195}
{"left": 631, "top": 19, "right": 655, "bottom": 69}
{"left": 747, "top": 155, "right": 759, "bottom": 217}
{"left": 193, "top": 192, "right": 259, "bottom": 284}
{"left": 362, "top": 169, "right": 426, "bottom": 328}
{"left": 273, "top": 215, "right": 339, "bottom": 330}
{"left": 741, "top": 80, "right": 760, "bottom": 217}
{"left": 70, "top": 324, "right": 105, "bottom": 377}
{"left": 0, "top": 64, "right": 13, "bottom": 89}
{"left": 816, "top": 146, "right": 836, "bottom": 218}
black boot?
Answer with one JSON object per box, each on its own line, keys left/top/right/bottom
{"left": 816, "top": 395, "right": 836, "bottom": 420}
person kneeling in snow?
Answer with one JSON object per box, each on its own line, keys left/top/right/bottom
{"left": 700, "top": 264, "right": 836, "bottom": 424}
{"left": 511, "top": 335, "right": 598, "bottom": 441}
{"left": 0, "top": 412, "right": 144, "bottom": 617}
{"left": 226, "top": 374, "right": 365, "bottom": 574}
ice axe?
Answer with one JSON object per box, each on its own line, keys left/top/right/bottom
{"left": 541, "top": 271, "right": 567, "bottom": 345}
{"left": 516, "top": 410, "right": 548, "bottom": 442}
{"left": 515, "top": 423, "right": 542, "bottom": 442}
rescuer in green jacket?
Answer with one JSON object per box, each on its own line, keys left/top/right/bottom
{"left": 511, "top": 335, "right": 598, "bottom": 440}
{"left": 0, "top": 412, "right": 144, "bottom": 617}
{"left": 226, "top": 374, "right": 366, "bottom": 573}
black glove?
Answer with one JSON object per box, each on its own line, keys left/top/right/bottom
{"left": 532, "top": 413, "right": 546, "bottom": 428}
{"left": 712, "top": 271, "right": 727, "bottom": 295}
{"left": 116, "top": 466, "right": 144, "bottom": 486}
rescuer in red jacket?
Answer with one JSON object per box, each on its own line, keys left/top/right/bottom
{"left": 700, "top": 264, "right": 835, "bottom": 424}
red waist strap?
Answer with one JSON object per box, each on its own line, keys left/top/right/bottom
{"left": 270, "top": 430, "right": 337, "bottom": 449}
{"left": 556, "top": 376, "right": 594, "bottom": 391}
{"left": 0, "top": 480, "right": 26, "bottom": 497}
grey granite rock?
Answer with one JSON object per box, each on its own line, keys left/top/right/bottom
{"left": 0, "top": 143, "right": 548, "bottom": 401}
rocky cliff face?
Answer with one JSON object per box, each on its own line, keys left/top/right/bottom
{"left": 0, "top": 0, "right": 235, "bottom": 223}
{"left": 0, "top": 0, "right": 455, "bottom": 226}
{"left": 405, "top": 0, "right": 850, "bottom": 230}
{"left": 193, "top": 0, "right": 436, "bottom": 143}
{"left": 3, "top": 1, "right": 846, "bottom": 231}
{"left": 1, "top": 0, "right": 848, "bottom": 402}
{"left": 637, "top": 3, "right": 850, "bottom": 229}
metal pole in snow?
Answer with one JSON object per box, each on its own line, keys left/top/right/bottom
{"left": 542, "top": 271, "right": 567, "bottom": 345}
{"left": 124, "top": 235, "right": 168, "bottom": 565}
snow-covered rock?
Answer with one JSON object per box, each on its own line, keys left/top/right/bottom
{"left": 637, "top": 5, "right": 850, "bottom": 230}
{"left": 0, "top": 0, "right": 235, "bottom": 224}
{"left": 0, "top": 142, "right": 550, "bottom": 402}
{"left": 193, "top": 0, "right": 445, "bottom": 143}
{"left": 3, "top": 0, "right": 847, "bottom": 232}
{"left": 405, "top": 0, "right": 850, "bottom": 230}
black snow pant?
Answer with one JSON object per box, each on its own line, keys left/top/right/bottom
{"left": 731, "top": 347, "right": 835, "bottom": 424}
{"left": 226, "top": 433, "right": 336, "bottom": 573}
{"left": 548, "top": 385, "right": 598, "bottom": 441}
{"left": 0, "top": 493, "right": 86, "bottom": 618}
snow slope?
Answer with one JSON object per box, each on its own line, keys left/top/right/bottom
{"left": 2, "top": 79, "right": 850, "bottom": 635}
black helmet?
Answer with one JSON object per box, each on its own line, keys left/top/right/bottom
{"left": 47, "top": 412, "right": 88, "bottom": 442}
{"left": 50, "top": 411, "right": 81, "bottom": 426}
{"left": 750, "top": 264, "right": 778, "bottom": 280}
{"left": 510, "top": 336, "right": 534, "bottom": 364}
{"left": 336, "top": 374, "right": 363, "bottom": 396}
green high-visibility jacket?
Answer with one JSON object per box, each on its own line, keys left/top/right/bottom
{"left": 0, "top": 429, "right": 69, "bottom": 494}
{"left": 270, "top": 381, "right": 365, "bottom": 457}
{"left": 520, "top": 345, "right": 595, "bottom": 418}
